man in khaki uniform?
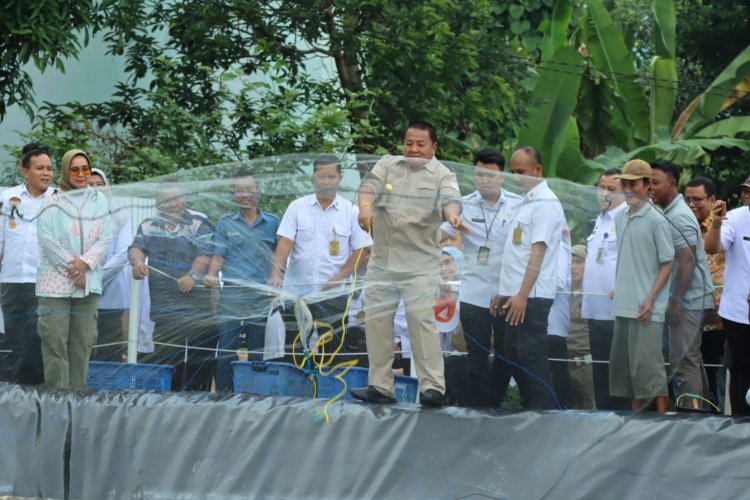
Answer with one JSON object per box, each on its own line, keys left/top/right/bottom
{"left": 352, "top": 121, "right": 467, "bottom": 406}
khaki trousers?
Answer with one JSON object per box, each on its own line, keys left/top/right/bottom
{"left": 38, "top": 295, "right": 99, "bottom": 389}
{"left": 365, "top": 270, "right": 444, "bottom": 396}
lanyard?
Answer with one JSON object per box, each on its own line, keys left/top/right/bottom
{"left": 479, "top": 199, "right": 503, "bottom": 245}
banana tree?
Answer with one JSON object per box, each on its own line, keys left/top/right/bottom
{"left": 518, "top": 0, "right": 750, "bottom": 181}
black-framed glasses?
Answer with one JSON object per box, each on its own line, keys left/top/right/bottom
{"left": 684, "top": 196, "right": 708, "bottom": 205}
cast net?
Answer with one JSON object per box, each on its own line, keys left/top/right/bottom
{"left": 0, "top": 153, "right": 717, "bottom": 416}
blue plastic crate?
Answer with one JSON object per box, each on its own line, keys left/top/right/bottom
{"left": 87, "top": 361, "right": 174, "bottom": 391}
{"left": 232, "top": 361, "right": 313, "bottom": 396}
{"left": 232, "top": 362, "right": 418, "bottom": 403}
{"left": 314, "top": 367, "right": 418, "bottom": 403}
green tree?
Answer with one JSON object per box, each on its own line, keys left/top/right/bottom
{"left": 19, "top": 0, "right": 546, "bottom": 181}
{"left": 0, "top": 0, "right": 99, "bottom": 118}
{"left": 516, "top": 0, "right": 750, "bottom": 185}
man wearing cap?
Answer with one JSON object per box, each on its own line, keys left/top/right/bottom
{"left": 582, "top": 168, "right": 629, "bottom": 410}
{"left": 610, "top": 159, "right": 674, "bottom": 413}
{"left": 649, "top": 161, "right": 713, "bottom": 409}
{"left": 489, "top": 146, "right": 566, "bottom": 410}
{"left": 568, "top": 244, "right": 596, "bottom": 409}
{"left": 0, "top": 143, "right": 55, "bottom": 384}
{"left": 352, "top": 121, "right": 466, "bottom": 407}
{"left": 440, "top": 147, "right": 522, "bottom": 407}
{"left": 704, "top": 174, "right": 750, "bottom": 415}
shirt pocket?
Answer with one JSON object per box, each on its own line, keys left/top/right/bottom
{"left": 294, "top": 221, "right": 315, "bottom": 246}
{"left": 515, "top": 212, "right": 533, "bottom": 246}
{"left": 332, "top": 226, "right": 352, "bottom": 255}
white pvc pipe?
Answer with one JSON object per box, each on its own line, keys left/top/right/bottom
{"left": 410, "top": 357, "right": 419, "bottom": 404}
{"left": 127, "top": 277, "right": 141, "bottom": 363}
{"left": 725, "top": 370, "right": 732, "bottom": 415}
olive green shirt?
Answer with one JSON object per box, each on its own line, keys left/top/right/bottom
{"left": 361, "top": 155, "right": 461, "bottom": 274}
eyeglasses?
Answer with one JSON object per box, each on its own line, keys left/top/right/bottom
{"left": 684, "top": 196, "right": 708, "bottom": 205}
{"left": 69, "top": 165, "right": 92, "bottom": 176}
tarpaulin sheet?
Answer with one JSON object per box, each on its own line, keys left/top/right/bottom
{"left": 1, "top": 384, "right": 749, "bottom": 499}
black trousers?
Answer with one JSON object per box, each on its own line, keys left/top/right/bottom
{"left": 91, "top": 308, "right": 126, "bottom": 362}
{"left": 701, "top": 329, "right": 726, "bottom": 406}
{"left": 723, "top": 318, "right": 750, "bottom": 416}
{"left": 588, "top": 319, "right": 630, "bottom": 410}
{"left": 460, "top": 301, "right": 515, "bottom": 407}
{"left": 503, "top": 298, "right": 556, "bottom": 409}
{"left": 548, "top": 334, "right": 572, "bottom": 408}
{"left": 0, "top": 283, "right": 44, "bottom": 384}
{"left": 143, "top": 309, "right": 217, "bottom": 391}
{"left": 282, "top": 294, "right": 354, "bottom": 365}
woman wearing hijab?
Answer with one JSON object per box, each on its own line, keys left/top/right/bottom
{"left": 88, "top": 168, "right": 133, "bottom": 361}
{"left": 36, "top": 149, "right": 112, "bottom": 388}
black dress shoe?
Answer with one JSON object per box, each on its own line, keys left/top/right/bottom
{"left": 350, "top": 386, "right": 396, "bottom": 404}
{"left": 420, "top": 389, "right": 445, "bottom": 407}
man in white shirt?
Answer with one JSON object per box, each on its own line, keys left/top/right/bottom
{"left": 0, "top": 143, "right": 54, "bottom": 384}
{"left": 441, "top": 148, "right": 522, "bottom": 407}
{"left": 705, "top": 175, "right": 750, "bottom": 415}
{"left": 490, "top": 147, "right": 565, "bottom": 409}
{"left": 270, "top": 155, "right": 372, "bottom": 351}
{"left": 581, "top": 168, "right": 630, "bottom": 410}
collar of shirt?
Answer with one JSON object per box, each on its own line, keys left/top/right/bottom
{"left": 465, "top": 190, "right": 504, "bottom": 208}
{"left": 663, "top": 193, "right": 685, "bottom": 214}
{"left": 601, "top": 201, "right": 627, "bottom": 222}
{"left": 230, "top": 210, "right": 272, "bottom": 227}
{"left": 626, "top": 201, "right": 653, "bottom": 218}
{"left": 151, "top": 210, "right": 193, "bottom": 229}
{"left": 398, "top": 155, "right": 439, "bottom": 173}
{"left": 310, "top": 193, "right": 342, "bottom": 210}
{"left": 522, "top": 179, "right": 549, "bottom": 202}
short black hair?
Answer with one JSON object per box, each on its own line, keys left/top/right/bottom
{"left": 685, "top": 176, "right": 717, "bottom": 198}
{"left": 650, "top": 160, "right": 681, "bottom": 184}
{"left": 515, "top": 146, "right": 542, "bottom": 165}
{"left": 313, "top": 154, "right": 342, "bottom": 174}
{"left": 405, "top": 121, "right": 438, "bottom": 144}
{"left": 599, "top": 168, "right": 622, "bottom": 180}
{"left": 20, "top": 142, "right": 51, "bottom": 169}
{"left": 474, "top": 148, "right": 505, "bottom": 171}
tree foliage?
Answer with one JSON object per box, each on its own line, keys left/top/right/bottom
{"left": 13, "top": 0, "right": 544, "bottom": 181}
{"left": 0, "top": 0, "right": 99, "bottom": 118}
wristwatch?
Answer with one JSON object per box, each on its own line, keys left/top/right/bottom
{"left": 188, "top": 272, "right": 201, "bottom": 281}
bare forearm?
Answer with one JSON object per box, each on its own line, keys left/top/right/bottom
{"left": 271, "top": 237, "right": 294, "bottom": 277}
{"left": 672, "top": 248, "right": 695, "bottom": 300}
{"left": 128, "top": 247, "right": 146, "bottom": 265}
{"left": 703, "top": 224, "right": 723, "bottom": 254}
{"left": 207, "top": 255, "right": 224, "bottom": 276}
{"left": 358, "top": 186, "right": 376, "bottom": 207}
{"left": 648, "top": 261, "right": 674, "bottom": 301}
{"left": 332, "top": 247, "right": 371, "bottom": 281}
{"left": 189, "top": 255, "right": 209, "bottom": 275}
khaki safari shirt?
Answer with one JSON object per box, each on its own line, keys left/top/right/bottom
{"left": 361, "top": 155, "right": 461, "bottom": 274}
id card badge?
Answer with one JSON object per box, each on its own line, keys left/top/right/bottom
{"left": 596, "top": 245, "right": 604, "bottom": 263}
{"left": 512, "top": 224, "right": 522, "bottom": 245}
{"left": 7, "top": 218, "right": 16, "bottom": 230}
{"left": 329, "top": 239, "right": 340, "bottom": 256}
{"left": 477, "top": 246, "right": 490, "bottom": 264}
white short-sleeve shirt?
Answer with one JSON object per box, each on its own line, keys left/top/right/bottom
{"left": 498, "top": 181, "right": 565, "bottom": 300}
{"left": 548, "top": 244, "right": 572, "bottom": 337}
{"left": 581, "top": 202, "right": 626, "bottom": 320}
{"left": 0, "top": 183, "right": 54, "bottom": 283}
{"left": 442, "top": 189, "right": 522, "bottom": 308}
{"left": 718, "top": 206, "right": 750, "bottom": 325}
{"left": 277, "top": 193, "right": 372, "bottom": 296}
